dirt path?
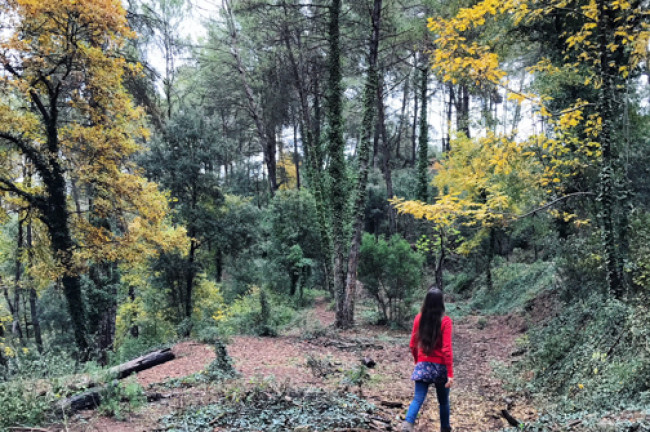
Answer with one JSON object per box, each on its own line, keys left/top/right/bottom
{"left": 61, "top": 299, "right": 535, "bottom": 431}
{"left": 229, "top": 298, "right": 536, "bottom": 431}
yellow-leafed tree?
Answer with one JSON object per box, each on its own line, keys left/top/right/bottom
{"left": 0, "top": 0, "right": 186, "bottom": 352}
{"left": 397, "top": 0, "right": 648, "bottom": 296}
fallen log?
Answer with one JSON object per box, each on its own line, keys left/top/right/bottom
{"left": 108, "top": 348, "right": 175, "bottom": 380}
{"left": 54, "top": 386, "right": 104, "bottom": 414}
{"left": 53, "top": 348, "right": 175, "bottom": 415}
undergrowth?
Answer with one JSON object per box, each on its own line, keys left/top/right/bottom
{"left": 503, "top": 293, "right": 650, "bottom": 414}
{"left": 446, "top": 260, "right": 556, "bottom": 315}
{"left": 160, "top": 383, "right": 376, "bottom": 432}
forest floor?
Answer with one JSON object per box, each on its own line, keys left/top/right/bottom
{"left": 57, "top": 298, "right": 537, "bottom": 432}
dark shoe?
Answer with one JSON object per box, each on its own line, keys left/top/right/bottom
{"left": 441, "top": 428, "right": 452, "bottom": 432}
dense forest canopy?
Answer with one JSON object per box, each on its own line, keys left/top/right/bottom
{"left": 0, "top": 0, "right": 648, "bottom": 429}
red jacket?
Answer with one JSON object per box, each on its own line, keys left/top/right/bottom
{"left": 409, "top": 313, "right": 454, "bottom": 378}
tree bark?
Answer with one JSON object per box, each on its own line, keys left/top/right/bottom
{"left": 596, "top": 0, "right": 625, "bottom": 297}
{"left": 26, "top": 217, "right": 43, "bottom": 353}
{"left": 43, "top": 156, "right": 88, "bottom": 353}
{"left": 416, "top": 66, "right": 429, "bottom": 202}
{"left": 11, "top": 215, "right": 24, "bottom": 341}
{"left": 378, "top": 79, "right": 396, "bottom": 233}
{"left": 395, "top": 71, "right": 410, "bottom": 162}
{"left": 455, "top": 84, "right": 470, "bottom": 137}
{"left": 327, "top": 0, "right": 349, "bottom": 328}
{"left": 342, "top": 0, "right": 383, "bottom": 328}
{"left": 411, "top": 61, "right": 419, "bottom": 167}
{"left": 55, "top": 348, "right": 176, "bottom": 414}
{"left": 292, "top": 111, "right": 301, "bottom": 189}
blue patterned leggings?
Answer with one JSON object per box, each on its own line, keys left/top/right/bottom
{"left": 405, "top": 380, "right": 450, "bottom": 428}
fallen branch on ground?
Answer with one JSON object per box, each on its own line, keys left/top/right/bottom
{"left": 501, "top": 409, "right": 522, "bottom": 427}
{"left": 53, "top": 348, "right": 175, "bottom": 414}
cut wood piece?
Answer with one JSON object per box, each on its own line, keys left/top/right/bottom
{"left": 501, "top": 409, "right": 521, "bottom": 427}
{"left": 379, "top": 400, "right": 403, "bottom": 408}
{"left": 55, "top": 387, "right": 103, "bottom": 414}
{"left": 108, "top": 348, "right": 175, "bottom": 380}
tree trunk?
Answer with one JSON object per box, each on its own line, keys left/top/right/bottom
{"left": 456, "top": 84, "right": 470, "bottom": 137}
{"left": 342, "top": 0, "right": 383, "bottom": 328}
{"left": 265, "top": 128, "right": 279, "bottom": 193}
{"left": 110, "top": 348, "right": 175, "bottom": 380}
{"left": 416, "top": 66, "right": 429, "bottom": 202}
{"left": 378, "top": 79, "right": 396, "bottom": 233}
{"left": 486, "top": 228, "right": 495, "bottom": 291}
{"left": 55, "top": 348, "right": 176, "bottom": 414}
{"left": 215, "top": 249, "right": 223, "bottom": 283}
{"left": 444, "top": 83, "right": 454, "bottom": 153}
{"left": 45, "top": 169, "right": 88, "bottom": 353}
{"left": 185, "top": 237, "right": 197, "bottom": 321}
{"left": 327, "top": 0, "right": 349, "bottom": 328}
{"left": 395, "top": 72, "right": 410, "bottom": 161}
{"left": 26, "top": 216, "right": 43, "bottom": 353}
{"left": 293, "top": 112, "right": 301, "bottom": 189}
{"left": 435, "top": 230, "right": 445, "bottom": 290}
{"left": 596, "top": 0, "right": 625, "bottom": 297}
{"left": 411, "top": 59, "right": 419, "bottom": 167}
{"left": 11, "top": 215, "right": 24, "bottom": 341}
{"left": 280, "top": 6, "right": 333, "bottom": 295}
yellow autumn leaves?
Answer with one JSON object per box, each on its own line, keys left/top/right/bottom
{"left": 393, "top": 0, "right": 649, "bottom": 254}
{"left": 393, "top": 133, "right": 540, "bottom": 244}
{"left": 0, "top": 0, "right": 189, "bottom": 280}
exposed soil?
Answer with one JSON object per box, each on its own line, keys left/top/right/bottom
{"left": 137, "top": 341, "right": 216, "bottom": 387}
{"left": 57, "top": 298, "right": 535, "bottom": 431}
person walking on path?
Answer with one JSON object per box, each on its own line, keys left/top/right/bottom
{"left": 402, "top": 287, "right": 454, "bottom": 432}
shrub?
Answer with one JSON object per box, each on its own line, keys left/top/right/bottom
{"left": 0, "top": 380, "right": 51, "bottom": 428}
{"left": 359, "top": 233, "right": 424, "bottom": 325}
{"left": 218, "top": 286, "right": 295, "bottom": 337}
{"left": 98, "top": 376, "right": 146, "bottom": 420}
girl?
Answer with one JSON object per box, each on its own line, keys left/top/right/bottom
{"left": 402, "top": 287, "right": 454, "bottom": 432}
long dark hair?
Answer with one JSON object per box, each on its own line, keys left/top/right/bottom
{"left": 418, "top": 286, "right": 445, "bottom": 354}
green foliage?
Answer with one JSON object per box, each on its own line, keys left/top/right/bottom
{"left": 627, "top": 211, "right": 650, "bottom": 291}
{"left": 160, "top": 386, "right": 376, "bottom": 431}
{"left": 263, "top": 190, "right": 321, "bottom": 298}
{"left": 98, "top": 377, "right": 146, "bottom": 420}
{"left": 203, "top": 340, "right": 238, "bottom": 381}
{"left": 359, "top": 233, "right": 424, "bottom": 324}
{"left": 0, "top": 379, "right": 52, "bottom": 429}
{"left": 218, "top": 286, "right": 295, "bottom": 337}
{"left": 468, "top": 260, "right": 556, "bottom": 315}
{"left": 504, "top": 293, "right": 650, "bottom": 413}
{"left": 499, "top": 411, "right": 650, "bottom": 432}
{"left": 342, "top": 363, "right": 371, "bottom": 395}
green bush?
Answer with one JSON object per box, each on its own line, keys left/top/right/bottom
{"left": 0, "top": 380, "right": 52, "bottom": 428}
{"left": 219, "top": 286, "right": 295, "bottom": 337}
{"left": 98, "top": 377, "right": 146, "bottom": 420}
{"left": 359, "top": 233, "right": 424, "bottom": 325}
